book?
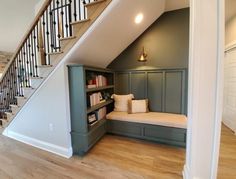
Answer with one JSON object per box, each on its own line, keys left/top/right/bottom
{"left": 95, "top": 107, "right": 107, "bottom": 121}
{"left": 88, "top": 115, "right": 97, "bottom": 124}
{"left": 89, "top": 92, "right": 106, "bottom": 107}
{"left": 87, "top": 84, "right": 96, "bottom": 88}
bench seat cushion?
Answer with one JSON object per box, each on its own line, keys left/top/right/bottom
{"left": 106, "top": 111, "right": 187, "bottom": 129}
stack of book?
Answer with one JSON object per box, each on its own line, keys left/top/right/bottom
{"left": 87, "top": 107, "right": 107, "bottom": 127}
{"left": 89, "top": 92, "right": 106, "bottom": 107}
{"left": 96, "top": 107, "right": 107, "bottom": 120}
{"left": 87, "top": 75, "right": 107, "bottom": 88}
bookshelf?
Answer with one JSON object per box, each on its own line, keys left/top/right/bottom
{"left": 67, "top": 65, "right": 114, "bottom": 155}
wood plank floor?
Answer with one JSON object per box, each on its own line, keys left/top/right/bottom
{"left": 0, "top": 134, "right": 185, "bottom": 179}
{"left": 218, "top": 124, "right": 236, "bottom": 179}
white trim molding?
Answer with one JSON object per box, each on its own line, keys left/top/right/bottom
{"left": 184, "top": 0, "right": 224, "bottom": 178}
{"left": 3, "top": 129, "right": 73, "bottom": 158}
{"left": 183, "top": 164, "right": 190, "bottom": 179}
{"left": 225, "top": 40, "right": 236, "bottom": 52}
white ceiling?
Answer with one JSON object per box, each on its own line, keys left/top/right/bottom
{"left": 225, "top": 0, "right": 236, "bottom": 22}
{"left": 0, "top": 0, "right": 40, "bottom": 53}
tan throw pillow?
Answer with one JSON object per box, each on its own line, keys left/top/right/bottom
{"left": 111, "top": 94, "right": 134, "bottom": 112}
{"left": 128, "top": 99, "right": 149, "bottom": 114}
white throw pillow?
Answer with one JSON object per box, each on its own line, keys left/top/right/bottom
{"left": 128, "top": 99, "right": 149, "bottom": 114}
{"left": 111, "top": 94, "right": 134, "bottom": 112}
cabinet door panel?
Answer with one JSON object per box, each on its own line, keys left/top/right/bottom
{"left": 147, "top": 72, "right": 163, "bottom": 112}
{"left": 115, "top": 73, "right": 129, "bottom": 94}
{"left": 165, "top": 72, "right": 183, "bottom": 113}
{"left": 131, "top": 72, "right": 146, "bottom": 99}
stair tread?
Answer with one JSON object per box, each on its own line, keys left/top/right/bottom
{"left": 48, "top": 51, "right": 63, "bottom": 55}
{"left": 15, "top": 96, "right": 26, "bottom": 99}
{"left": 22, "top": 87, "right": 35, "bottom": 90}
{"left": 59, "top": 36, "right": 76, "bottom": 41}
{"left": 37, "top": 65, "right": 53, "bottom": 68}
{"left": 10, "top": 104, "right": 19, "bottom": 108}
{"left": 85, "top": 0, "right": 106, "bottom": 7}
{"left": 70, "top": 19, "right": 90, "bottom": 25}
{"left": 30, "top": 76, "right": 44, "bottom": 79}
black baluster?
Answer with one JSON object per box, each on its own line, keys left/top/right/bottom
{"left": 20, "top": 50, "right": 26, "bottom": 89}
{"left": 30, "top": 33, "right": 36, "bottom": 77}
{"left": 28, "top": 36, "right": 34, "bottom": 79}
{"left": 23, "top": 44, "right": 29, "bottom": 88}
{"left": 33, "top": 28, "right": 39, "bottom": 77}
{"left": 78, "top": 0, "right": 81, "bottom": 20}
{"left": 60, "top": 0, "right": 65, "bottom": 38}
{"left": 46, "top": 9, "right": 51, "bottom": 65}
{"left": 15, "top": 56, "right": 20, "bottom": 97}
{"left": 26, "top": 40, "right": 32, "bottom": 87}
{"left": 68, "top": 0, "right": 72, "bottom": 36}
{"left": 83, "top": 0, "right": 86, "bottom": 20}
{"left": 73, "top": 0, "right": 77, "bottom": 21}
{"left": 56, "top": 0, "right": 61, "bottom": 49}
{"left": 65, "top": 0, "right": 69, "bottom": 37}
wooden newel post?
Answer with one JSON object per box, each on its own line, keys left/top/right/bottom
{"left": 38, "top": 22, "right": 47, "bottom": 65}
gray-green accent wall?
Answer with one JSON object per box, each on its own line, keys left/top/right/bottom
{"left": 107, "top": 8, "right": 189, "bottom": 70}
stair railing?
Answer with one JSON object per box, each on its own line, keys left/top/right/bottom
{"left": 0, "top": 0, "right": 94, "bottom": 116}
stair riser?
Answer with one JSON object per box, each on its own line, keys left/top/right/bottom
{"left": 11, "top": 107, "right": 20, "bottom": 115}
{"left": 16, "top": 98, "right": 26, "bottom": 107}
{"left": 60, "top": 39, "right": 76, "bottom": 50}
{"left": 6, "top": 113, "right": 14, "bottom": 122}
{"left": 72, "top": 22, "right": 91, "bottom": 37}
{"left": 22, "top": 88, "right": 34, "bottom": 98}
{"left": 86, "top": 0, "right": 110, "bottom": 19}
{"left": 50, "top": 54, "right": 65, "bottom": 66}
{"left": 38, "top": 67, "right": 53, "bottom": 78}
{"left": 30, "top": 79, "right": 43, "bottom": 89}
{"left": 1, "top": 120, "right": 8, "bottom": 128}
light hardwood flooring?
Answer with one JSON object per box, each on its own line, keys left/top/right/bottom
{"left": 218, "top": 124, "right": 236, "bottom": 179}
{"left": 0, "top": 134, "right": 185, "bottom": 179}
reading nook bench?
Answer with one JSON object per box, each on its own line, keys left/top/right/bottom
{"left": 106, "top": 111, "right": 187, "bottom": 147}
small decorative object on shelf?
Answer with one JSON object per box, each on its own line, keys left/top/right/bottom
{"left": 67, "top": 65, "right": 114, "bottom": 156}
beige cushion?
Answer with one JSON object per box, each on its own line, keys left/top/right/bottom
{"left": 128, "top": 99, "right": 149, "bottom": 114}
{"left": 111, "top": 94, "right": 134, "bottom": 112}
{"left": 106, "top": 111, "right": 187, "bottom": 129}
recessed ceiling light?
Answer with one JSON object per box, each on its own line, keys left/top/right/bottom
{"left": 135, "top": 13, "right": 143, "bottom": 24}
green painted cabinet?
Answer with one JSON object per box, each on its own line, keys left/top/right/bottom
{"left": 67, "top": 65, "right": 114, "bottom": 155}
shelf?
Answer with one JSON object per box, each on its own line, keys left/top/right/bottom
{"left": 88, "top": 118, "right": 106, "bottom": 131}
{"left": 86, "top": 85, "right": 114, "bottom": 93}
{"left": 87, "top": 99, "right": 113, "bottom": 114}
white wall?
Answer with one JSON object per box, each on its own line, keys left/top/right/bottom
{"left": 223, "top": 48, "right": 236, "bottom": 132}
{"left": 223, "top": 11, "right": 236, "bottom": 132}
{"left": 4, "top": 63, "right": 72, "bottom": 158}
{"left": 0, "top": 0, "right": 41, "bottom": 52}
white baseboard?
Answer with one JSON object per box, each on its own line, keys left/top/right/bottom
{"left": 183, "top": 164, "right": 190, "bottom": 179}
{"left": 3, "top": 129, "right": 73, "bottom": 158}
{"left": 222, "top": 120, "right": 235, "bottom": 134}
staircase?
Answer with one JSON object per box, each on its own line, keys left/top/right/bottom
{"left": 0, "top": 0, "right": 111, "bottom": 130}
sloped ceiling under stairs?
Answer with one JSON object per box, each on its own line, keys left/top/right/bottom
{"left": 66, "top": 0, "right": 189, "bottom": 68}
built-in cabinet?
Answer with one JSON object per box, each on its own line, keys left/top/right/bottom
{"left": 67, "top": 66, "right": 187, "bottom": 155}
{"left": 67, "top": 65, "right": 114, "bottom": 155}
